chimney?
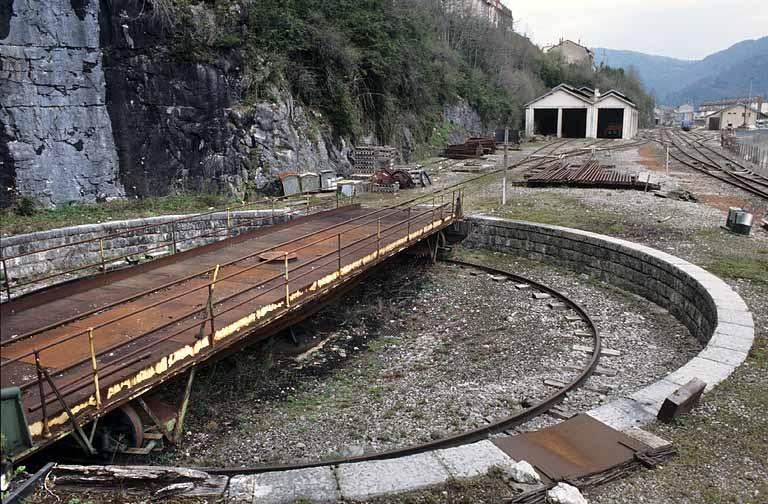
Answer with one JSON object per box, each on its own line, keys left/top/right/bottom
{"left": 594, "top": 88, "right": 601, "bottom": 99}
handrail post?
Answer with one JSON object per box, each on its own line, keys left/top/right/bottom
{"left": 195, "top": 264, "right": 219, "bottom": 341}
{"left": 88, "top": 328, "right": 101, "bottom": 408}
{"left": 99, "top": 239, "right": 106, "bottom": 274}
{"left": 271, "top": 198, "right": 276, "bottom": 225}
{"left": 306, "top": 197, "right": 310, "bottom": 216}
{"left": 226, "top": 207, "right": 232, "bottom": 238}
{"left": 336, "top": 190, "right": 339, "bottom": 209}
{"left": 207, "top": 264, "right": 220, "bottom": 346}
{"left": 432, "top": 195, "right": 436, "bottom": 224}
{"left": 376, "top": 218, "right": 381, "bottom": 259}
{"left": 407, "top": 207, "right": 411, "bottom": 238}
{"left": 1, "top": 257, "right": 10, "bottom": 300}
{"left": 337, "top": 233, "right": 342, "bottom": 277}
{"left": 284, "top": 252, "right": 290, "bottom": 307}
{"left": 34, "top": 350, "right": 51, "bottom": 438}
{"left": 451, "top": 190, "right": 455, "bottom": 217}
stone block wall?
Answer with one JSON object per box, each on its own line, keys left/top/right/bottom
{"left": 462, "top": 215, "right": 755, "bottom": 430}
{"left": 463, "top": 216, "right": 717, "bottom": 343}
{"left": 1, "top": 210, "right": 289, "bottom": 287}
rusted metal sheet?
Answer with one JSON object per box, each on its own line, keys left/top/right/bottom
{"left": 492, "top": 414, "right": 649, "bottom": 483}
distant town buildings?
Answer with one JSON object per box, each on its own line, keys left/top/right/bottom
{"left": 654, "top": 106, "right": 677, "bottom": 126}
{"left": 703, "top": 104, "right": 767, "bottom": 130}
{"left": 698, "top": 97, "right": 766, "bottom": 115}
{"left": 542, "top": 39, "right": 594, "bottom": 66}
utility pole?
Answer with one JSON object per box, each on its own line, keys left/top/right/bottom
{"left": 502, "top": 127, "right": 509, "bottom": 206}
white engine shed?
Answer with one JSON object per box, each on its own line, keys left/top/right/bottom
{"left": 524, "top": 84, "right": 639, "bottom": 140}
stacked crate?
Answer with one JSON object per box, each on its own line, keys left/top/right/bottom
{"left": 352, "top": 146, "right": 398, "bottom": 174}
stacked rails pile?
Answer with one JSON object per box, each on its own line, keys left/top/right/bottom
{"left": 352, "top": 146, "right": 398, "bottom": 174}
{"left": 444, "top": 137, "right": 496, "bottom": 159}
{"left": 527, "top": 159, "right": 660, "bottom": 191}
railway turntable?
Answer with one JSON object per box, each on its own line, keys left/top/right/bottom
{"left": 0, "top": 196, "right": 462, "bottom": 464}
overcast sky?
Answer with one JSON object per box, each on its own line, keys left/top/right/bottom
{"left": 505, "top": 0, "right": 768, "bottom": 60}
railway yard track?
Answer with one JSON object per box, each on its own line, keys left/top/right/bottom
{"left": 644, "top": 128, "right": 768, "bottom": 200}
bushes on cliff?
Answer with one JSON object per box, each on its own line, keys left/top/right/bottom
{"left": 157, "top": 0, "right": 654, "bottom": 140}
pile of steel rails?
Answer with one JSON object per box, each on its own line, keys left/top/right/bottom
{"left": 526, "top": 159, "right": 660, "bottom": 191}
{"left": 444, "top": 137, "right": 497, "bottom": 159}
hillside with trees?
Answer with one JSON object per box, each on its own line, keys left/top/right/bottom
{"left": 165, "top": 0, "right": 654, "bottom": 139}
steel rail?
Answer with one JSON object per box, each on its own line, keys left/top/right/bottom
{"left": 195, "top": 259, "right": 602, "bottom": 475}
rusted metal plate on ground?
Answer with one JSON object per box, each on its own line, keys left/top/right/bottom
{"left": 492, "top": 414, "right": 649, "bottom": 482}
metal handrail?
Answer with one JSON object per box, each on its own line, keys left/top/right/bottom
{"left": 1, "top": 190, "right": 457, "bottom": 352}
{"left": 3, "top": 195, "right": 456, "bottom": 373}
{"left": 21, "top": 200, "right": 456, "bottom": 427}
{"left": 27, "top": 202, "right": 451, "bottom": 411}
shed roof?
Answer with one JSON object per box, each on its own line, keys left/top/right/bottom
{"left": 525, "top": 84, "right": 637, "bottom": 109}
{"left": 524, "top": 83, "right": 594, "bottom": 107}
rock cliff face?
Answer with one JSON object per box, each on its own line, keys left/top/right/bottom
{"left": 0, "top": 0, "right": 351, "bottom": 207}
{"left": 2, "top": 1, "right": 481, "bottom": 208}
{"left": 443, "top": 99, "right": 484, "bottom": 144}
{"left": 0, "top": 0, "right": 124, "bottom": 207}
{"left": 99, "top": 0, "right": 351, "bottom": 200}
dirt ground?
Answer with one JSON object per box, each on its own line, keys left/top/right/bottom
{"left": 16, "top": 133, "right": 768, "bottom": 504}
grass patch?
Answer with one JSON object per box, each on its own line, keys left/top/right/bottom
{"left": 707, "top": 257, "right": 768, "bottom": 283}
{"left": 469, "top": 191, "right": 627, "bottom": 235}
{"left": 0, "top": 194, "right": 234, "bottom": 235}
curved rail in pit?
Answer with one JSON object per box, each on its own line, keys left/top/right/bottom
{"left": 198, "top": 258, "right": 602, "bottom": 476}
{"left": 644, "top": 129, "right": 768, "bottom": 200}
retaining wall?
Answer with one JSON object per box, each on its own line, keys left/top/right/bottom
{"left": 1, "top": 210, "right": 291, "bottom": 285}
{"left": 463, "top": 215, "right": 755, "bottom": 429}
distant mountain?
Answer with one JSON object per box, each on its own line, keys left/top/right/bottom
{"left": 594, "top": 37, "right": 768, "bottom": 106}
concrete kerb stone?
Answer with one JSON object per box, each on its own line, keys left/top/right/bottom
{"left": 228, "top": 466, "right": 340, "bottom": 503}
{"left": 464, "top": 216, "right": 755, "bottom": 429}
{"left": 336, "top": 452, "right": 451, "bottom": 501}
{"left": 433, "top": 440, "right": 516, "bottom": 479}
{"left": 186, "top": 216, "right": 755, "bottom": 503}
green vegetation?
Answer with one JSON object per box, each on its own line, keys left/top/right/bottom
{"left": 707, "top": 257, "right": 768, "bottom": 284}
{"left": 158, "top": 0, "right": 654, "bottom": 142}
{"left": 0, "top": 193, "right": 234, "bottom": 235}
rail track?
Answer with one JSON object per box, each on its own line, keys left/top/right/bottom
{"left": 645, "top": 129, "right": 768, "bottom": 200}
{"left": 198, "top": 258, "right": 603, "bottom": 475}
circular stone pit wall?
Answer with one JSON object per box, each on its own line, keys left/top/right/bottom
{"left": 461, "top": 215, "right": 755, "bottom": 430}
{"left": 1, "top": 210, "right": 290, "bottom": 285}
